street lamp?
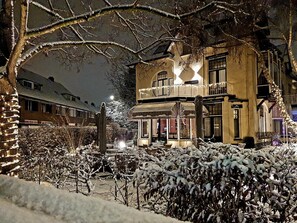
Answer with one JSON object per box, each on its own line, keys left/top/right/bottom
{"left": 109, "top": 95, "right": 115, "bottom": 101}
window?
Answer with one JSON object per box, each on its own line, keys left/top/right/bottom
{"left": 25, "top": 100, "right": 38, "bottom": 112}
{"left": 22, "top": 80, "right": 42, "bottom": 90}
{"left": 180, "top": 118, "right": 190, "bottom": 139}
{"left": 76, "top": 110, "right": 84, "bottom": 118}
{"left": 89, "top": 112, "right": 95, "bottom": 118}
{"left": 208, "top": 56, "right": 227, "bottom": 94}
{"left": 141, "top": 120, "right": 149, "bottom": 138}
{"left": 23, "top": 80, "right": 33, "bottom": 89}
{"left": 63, "top": 94, "right": 76, "bottom": 101}
{"left": 69, "top": 108, "right": 76, "bottom": 117}
{"left": 233, "top": 109, "right": 240, "bottom": 138}
{"left": 61, "top": 106, "right": 67, "bottom": 116}
{"left": 56, "top": 105, "right": 61, "bottom": 115}
{"left": 152, "top": 71, "right": 173, "bottom": 96}
{"left": 204, "top": 103, "right": 223, "bottom": 142}
{"left": 41, "top": 104, "right": 52, "bottom": 113}
{"left": 34, "top": 84, "right": 42, "bottom": 91}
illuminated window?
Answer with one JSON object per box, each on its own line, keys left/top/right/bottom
{"left": 208, "top": 56, "right": 227, "bottom": 94}
{"left": 152, "top": 71, "right": 173, "bottom": 96}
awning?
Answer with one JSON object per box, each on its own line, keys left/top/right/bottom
{"left": 180, "top": 102, "right": 195, "bottom": 117}
{"left": 129, "top": 102, "right": 175, "bottom": 119}
{"left": 129, "top": 102, "right": 196, "bottom": 119}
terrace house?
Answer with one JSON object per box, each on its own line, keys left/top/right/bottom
{"left": 17, "top": 69, "right": 98, "bottom": 127}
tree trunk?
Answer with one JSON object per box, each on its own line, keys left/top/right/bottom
{"left": 0, "top": 0, "right": 20, "bottom": 175}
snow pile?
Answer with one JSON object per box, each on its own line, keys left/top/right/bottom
{"left": 134, "top": 143, "right": 297, "bottom": 222}
{"left": 0, "top": 175, "right": 185, "bottom": 223}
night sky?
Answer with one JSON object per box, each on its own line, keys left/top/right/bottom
{"left": 24, "top": 53, "right": 113, "bottom": 107}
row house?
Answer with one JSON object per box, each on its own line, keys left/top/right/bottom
{"left": 129, "top": 38, "right": 296, "bottom": 148}
{"left": 17, "top": 69, "right": 98, "bottom": 127}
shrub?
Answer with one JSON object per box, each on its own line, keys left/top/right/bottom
{"left": 134, "top": 143, "right": 297, "bottom": 222}
{"left": 19, "top": 127, "right": 97, "bottom": 153}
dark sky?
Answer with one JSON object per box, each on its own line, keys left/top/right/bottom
{"left": 24, "top": 54, "right": 114, "bottom": 107}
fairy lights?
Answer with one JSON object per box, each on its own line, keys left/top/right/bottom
{"left": 260, "top": 58, "right": 297, "bottom": 133}
{"left": 0, "top": 91, "right": 20, "bottom": 174}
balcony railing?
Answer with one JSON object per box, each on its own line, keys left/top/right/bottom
{"left": 139, "top": 82, "right": 232, "bottom": 100}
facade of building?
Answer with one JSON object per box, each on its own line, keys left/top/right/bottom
{"left": 17, "top": 69, "right": 98, "bottom": 127}
{"left": 129, "top": 40, "right": 296, "bottom": 148}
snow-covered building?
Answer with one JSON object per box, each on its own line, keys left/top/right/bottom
{"left": 129, "top": 37, "right": 297, "bottom": 148}
{"left": 17, "top": 69, "right": 98, "bottom": 127}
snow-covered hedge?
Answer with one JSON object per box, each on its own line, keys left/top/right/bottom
{"left": 19, "top": 127, "right": 97, "bottom": 153}
{"left": 134, "top": 144, "right": 297, "bottom": 223}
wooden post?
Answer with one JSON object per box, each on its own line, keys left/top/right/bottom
{"left": 97, "top": 103, "right": 107, "bottom": 154}
{"left": 194, "top": 95, "right": 204, "bottom": 147}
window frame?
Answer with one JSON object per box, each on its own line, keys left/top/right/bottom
{"left": 233, "top": 108, "right": 240, "bottom": 139}
{"left": 25, "top": 100, "right": 39, "bottom": 112}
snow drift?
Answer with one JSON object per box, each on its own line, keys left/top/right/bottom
{"left": 0, "top": 175, "right": 185, "bottom": 223}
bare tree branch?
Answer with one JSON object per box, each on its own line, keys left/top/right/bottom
{"left": 26, "top": 1, "right": 223, "bottom": 39}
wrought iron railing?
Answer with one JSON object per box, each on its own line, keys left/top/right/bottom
{"left": 138, "top": 82, "right": 232, "bottom": 100}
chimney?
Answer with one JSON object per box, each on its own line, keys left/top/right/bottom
{"left": 48, "top": 76, "right": 55, "bottom": 82}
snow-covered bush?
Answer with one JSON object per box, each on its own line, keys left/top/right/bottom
{"left": 19, "top": 127, "right": 97, "bottom": 152}
{"left": 134, "top": 143, "right": 297, "bottom": 223}
{"left": 19, "top": 143, "right": 104, "bottom": 195}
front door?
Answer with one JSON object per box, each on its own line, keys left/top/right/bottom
{"left": 204, "top": 116, "right": 222, "bottom": 142}
{"left": 204, "top": 103, "right": 223, "bottom": 142}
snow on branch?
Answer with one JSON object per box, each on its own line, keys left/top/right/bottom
{"left": 18, "top": 36, "right": 178, "bottom": 67}
{"left": 26, "top": 1, "right": 236, "bottom": 39}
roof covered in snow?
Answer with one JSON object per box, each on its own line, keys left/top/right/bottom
{"left": 17, "top": 69, "right": 98, "bottom": 112}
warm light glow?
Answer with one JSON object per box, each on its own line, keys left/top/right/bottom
{"left": 109, "top": 95, "right": 114, "bottom": 100}
{"left": 173, "top": 66, "right": 183, "bottom": 85}
{"left": 118, "top": 141, "right": 126, "bottom": 150}
{"left": 190, "top": 61, "right": 203, "bottom": 82}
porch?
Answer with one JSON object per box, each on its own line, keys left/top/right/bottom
{"left": 130, "top": 102, "right": 196, "bottom": 148}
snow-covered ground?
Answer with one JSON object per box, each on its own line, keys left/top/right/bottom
{"left": 0, "top": 175, "right": 186, "bottom": 223}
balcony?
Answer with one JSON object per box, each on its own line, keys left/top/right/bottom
{"left": 139, "top": 82, "right": 233, "bottom": 100}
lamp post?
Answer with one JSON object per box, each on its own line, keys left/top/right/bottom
{"left": 109, "top": 95, "right": 115, "bottom": 101}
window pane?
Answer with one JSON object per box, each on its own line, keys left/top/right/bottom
{"left": 234, "top": 109, "right": 240, "bottom": 138}
{"left": 219, "top": 70, "right": 226, "bottom": 82}
{"left": 180, "top": 118, "right": 190, "bottom": 139}
{"left": 142, "top": 121, "right": 148, "bottom": 138}
{"left": 204, "top": 118, "right": 211, "bottom": 137}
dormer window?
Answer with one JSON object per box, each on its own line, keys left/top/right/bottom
{"left": 20, "top": 79, "right": 42, "bottom": 91}
{"left": 23, "top": 80, "right": 33, "bottom": 89}
{"left": 62, "top": 93, "right": 76, "bottom": 101}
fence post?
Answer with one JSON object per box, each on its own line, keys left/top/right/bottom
{"left": 97, "top": 102, "right": 107, "bottom": 154}
{"left": 195, "top": 95, "right": 203, "bottom": 147}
